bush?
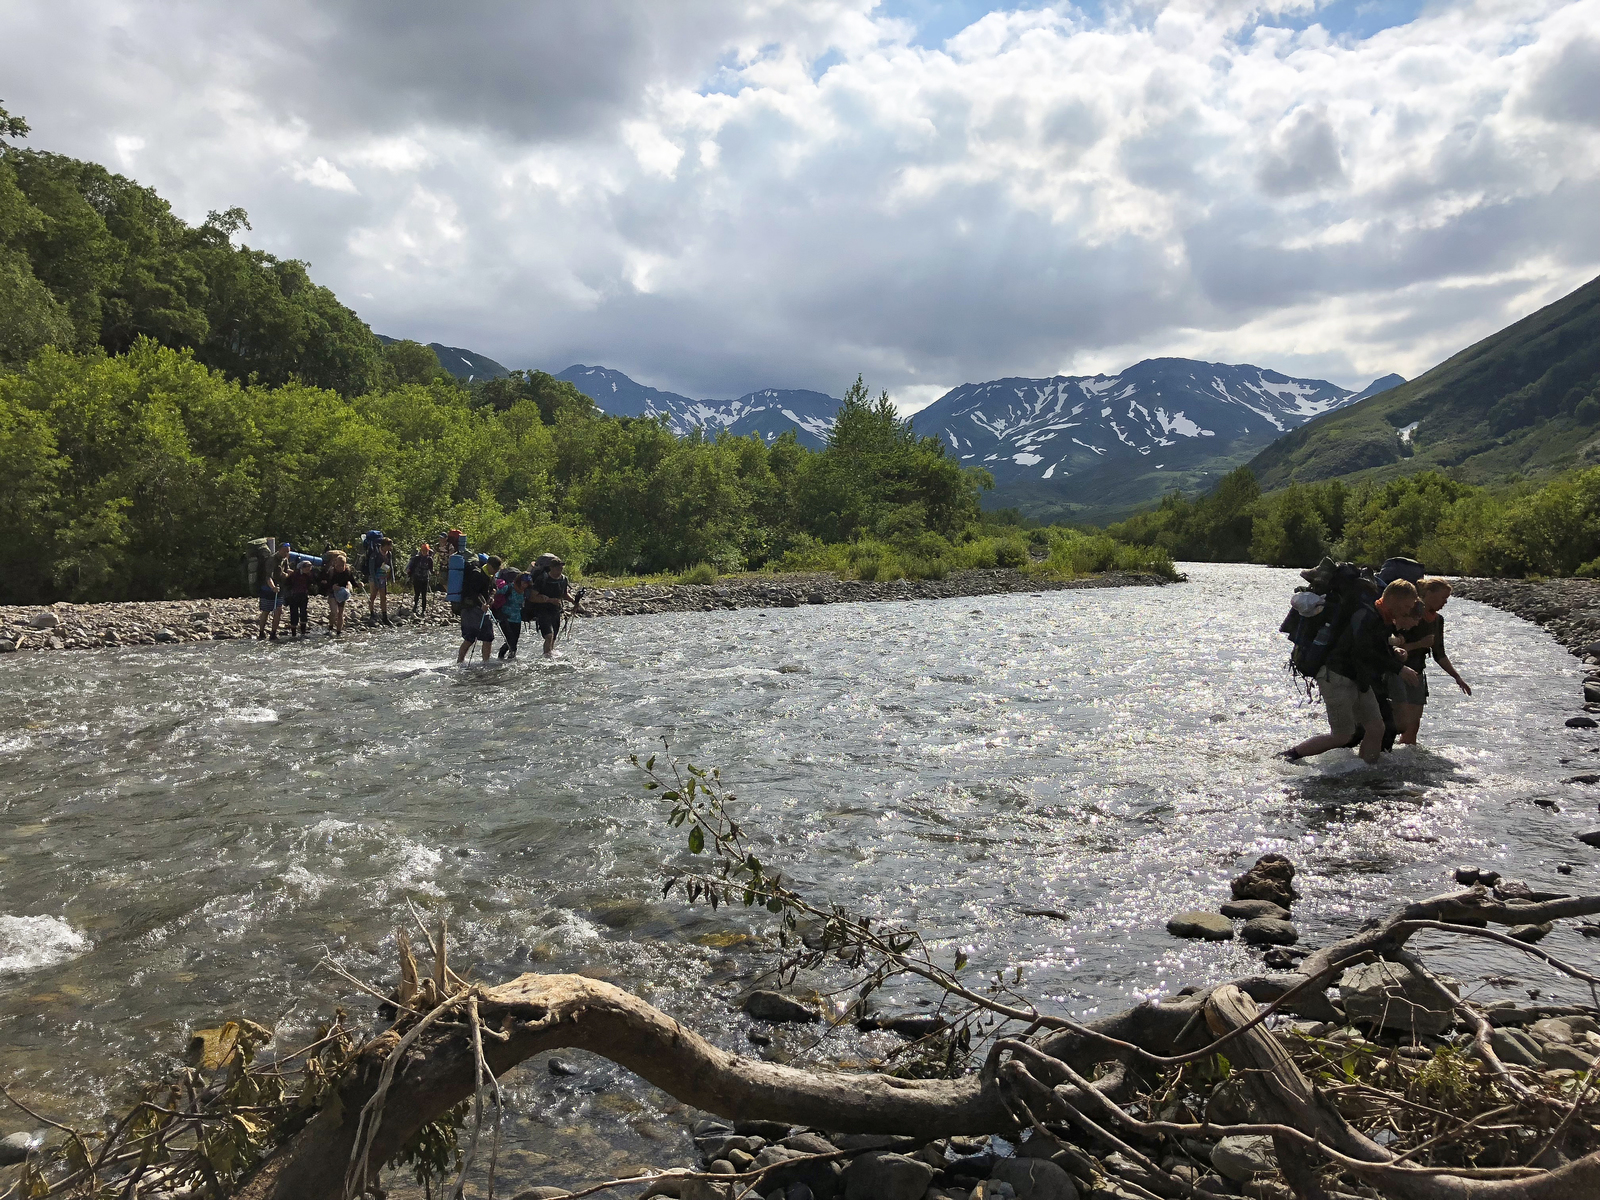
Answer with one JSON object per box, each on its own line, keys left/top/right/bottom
{"left": 994, "top": 538, "right": 1029, "bottom": 569}
{"left": 677, "top": 562, "right": 717, "bottom": 585}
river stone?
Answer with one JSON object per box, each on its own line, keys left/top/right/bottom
{"left": 842, "top": 1151, "right": 934, "bottom": 1200}
{"left": 1339, "top": 961, "right": 1458, "bottom": 1037}
{"left": 512, "top": 1190, "right": 572, "bottom": 1200}
{"left": 741, "top": 991, "right": 820, "bottom": 1023}
{"left": 971, "top": 1183, "right": 1017, "bottom": 1200}
{"left": 1229, "top": 853, "right": 1299, "bottom": 908}
{"left": 28, "top": 612, "right": 58, "bottom": 629}
{"left": 1239, "top": 917, "right": 1299, "bottom": 946}
{"left": 1542, "top": 1043, "right": 1598, "bottom": 1072}
{"left": 1569, "top": 716, "right": 1599, "bottom": 728}
{"left": 1567, "top": 774, "right": 1600, "bottom": 785}
{"left": 0, "top": 1131, "right": 44, "bottom": 1164}
{"left": 1530, "top": 1018, "right": 1577, "bottom": 1043}
{"left": 1211, "top": 1136, "right": 1277, "bottom": 1182}
{"left": 1166, "top": 911, "right": 1234, "bottom": 941}
{"left": 1218, "top": 899, "right": 1289, "bottom": 921}
{"left": 990, "top": 1155, "right": 1080, "bottom": 1200}
{"left": 1488, "top": 1028, "right": 1542, "bottom": 1068}
{"left": 1510, "top": 922, "right": 1554, "bottom": 943}
{"left": 1577, "top": 830, "right": 1600, "bottom": 848}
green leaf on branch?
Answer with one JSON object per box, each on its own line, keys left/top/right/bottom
{"left": 688, "top": 826, "right": 705, "bottom": 854}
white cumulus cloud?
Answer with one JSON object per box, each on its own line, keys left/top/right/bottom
{"left": 1, "top": 0, "right": 1595, "bottom": 399}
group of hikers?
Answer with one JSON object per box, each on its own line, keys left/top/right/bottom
{"left": 250, "top": 531, "right": 588, "bottom": 660}
{"left": 1281, "top": 557, "right": 1471, "bottom": 765}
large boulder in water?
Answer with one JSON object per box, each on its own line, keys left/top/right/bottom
{"left": 1230, "top": 853, "right": 1299, "bottom": 909}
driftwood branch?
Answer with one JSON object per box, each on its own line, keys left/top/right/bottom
{"left": 211, "top": 885, "right": 1600, "bottom": 1200}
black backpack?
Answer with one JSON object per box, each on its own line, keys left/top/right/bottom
{"left": 1280, "top": 562, "right": 1378, "bottom": 683}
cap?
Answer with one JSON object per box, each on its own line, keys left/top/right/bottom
{"left": 547, "top": 555, "right": 564, "bottom": 567}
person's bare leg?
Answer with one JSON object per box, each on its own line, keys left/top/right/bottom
{"left": 458, "top": 640, "right": 472, "bottom": 663}
{"left": 1290, "top": 730, "right": 1353, "bottom": 758}
{"left": 270, "top": 604, "right": 283, "bottom": 638}
{"left": 481, "top": 640, "right": 491, "bottom": 662}
{"left": 1359, "top": 721, "right": 1384, "bottom": 764}
{"left": 1393, "top": 702, "right": 1422, "bottom": 745}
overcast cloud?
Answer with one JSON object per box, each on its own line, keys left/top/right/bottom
{"left": 4, "top": 0, "right": 1597, "bottom": 407}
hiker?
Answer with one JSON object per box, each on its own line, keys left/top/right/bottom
{"left": 493, "top": 564, "right": 530, "bottom": 660}
{"left": 525, "top": 555, "right": 589, "bottom": 658}
{"left": 367, "top": 537, "right": 394, "bottom": 625}
{"left": 1286, "top": 579, "right": 1423, "bottom": 765}
{"left": 455, "top": 553, "right": 495, "bottom": 663}
{"left": 1390, "top": 578, "right": 1472, "bottom": 744}
{"left": 406, "top": 543, "right": 436, "bottom": 620}
{"left": 256, "top": 543, "right": 293, "bottom": 641}
{"left": 324, "top": 550, "right": 355, "bottom": 636}
{"left": 284, "top": 560, "right": 315, "bottom": 638}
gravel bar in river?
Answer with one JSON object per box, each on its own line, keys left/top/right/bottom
{"left": 0, "top": 568, "right": 1166, "bottom": 654}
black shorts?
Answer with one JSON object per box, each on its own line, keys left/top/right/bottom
{"left": 532, "top": 607, "right": 562, "bottom": 638}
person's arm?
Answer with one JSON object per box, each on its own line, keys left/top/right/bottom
{"left": 1432, "top": 621, "right": 1470, "bottom": 694}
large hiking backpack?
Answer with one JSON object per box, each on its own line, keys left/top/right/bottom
{"left": 244, "top": 538, "right": 275, "bottom": 593}
{"left": 1280, "top": 562, "right": 1377, "bottom": 683}
{"left": 1377, "top": 557, "right": 1425, "bottom": 586}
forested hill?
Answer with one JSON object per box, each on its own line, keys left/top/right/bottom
{"left": 0, "top": 106, "right": 1176, "bottom": 605}
{"left": 1247, "top": 273, "right": 1600, "bottom": 490}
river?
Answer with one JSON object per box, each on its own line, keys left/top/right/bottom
{"left": 0, "top": 563, "right": 1594, "bottom": 1187}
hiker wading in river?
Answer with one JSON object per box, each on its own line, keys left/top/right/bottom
{"left": 1288, "top": 579, "right": 1423, "bottom": 765}
{"left": 525, "top": 555, "right": 589, "bottom": 657}
{"left": 1389, "top": 577, "right": 1472, "bottom": 745}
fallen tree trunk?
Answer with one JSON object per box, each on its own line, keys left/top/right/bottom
{"left": 235, "top": 973, "right": 1015, "bottom": 1200}
{"left": 229, "top": 885, "right": 1600, "bottom": 1200}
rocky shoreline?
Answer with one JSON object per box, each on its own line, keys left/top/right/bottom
{"left": 0, "top": 569, "right": 1168, "bottom": 655}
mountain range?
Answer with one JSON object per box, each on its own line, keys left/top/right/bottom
{"left": 388, "top": 341, "right": 1410, "bottom": 520}
{"left": 553, "top": 365, "right": 840, "bottom": 449}
{"left": 376, "top": 335, "right": 511, "bottom": 383}
{"left": 907, "top": 361, "right": 1397, "bottom": 520}
{"left": 1248, "top": 273, "right": 1600, "bottom": 491}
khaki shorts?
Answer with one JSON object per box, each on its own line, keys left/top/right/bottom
{"left": 1317, "top": 668, "right": 1383, "bottom": 742}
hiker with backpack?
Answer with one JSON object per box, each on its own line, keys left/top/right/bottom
{"left": 1390, "top": 578, "right": 1472, "bottom": 745}
{"left": 406, "top": 544, "right": 435, "bottom": 620}
{"left": 366, "top": 537, "right": 395, "bottom": 626}
{"left": 491, "top": 563, "right": 531, "bottom": 660}
{"left": 255, "top": 543, "right": 293, "bottom": 641}
{"left": 1283, "top": 573, "right": 1423, "bottom": 765}
{"left": 455, "top": 553, "right": 496, "bottom": 663}
{"left": 524, "top": 554, "right": 589, "bottom": 657}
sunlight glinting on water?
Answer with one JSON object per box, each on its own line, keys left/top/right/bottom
{"left": 0, "top": 562, "right": 1594, "bottom": 1185}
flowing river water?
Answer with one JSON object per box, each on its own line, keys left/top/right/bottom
{"left": 1, "top": 562, "right": 1597, "bottom": 1188}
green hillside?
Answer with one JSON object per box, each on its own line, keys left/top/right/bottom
{"left": 1247, "top": 273, "right": 1600, "bottom": 490}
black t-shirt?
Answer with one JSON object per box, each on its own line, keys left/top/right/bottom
{"left": 530, "top": 573, "right": 571, "bottom": 606}
{"left": 1400, "top": 612, "right": 1444, "bottom": 673}
{"left": 460, "top": 566, "right": 492, "bottom": 606}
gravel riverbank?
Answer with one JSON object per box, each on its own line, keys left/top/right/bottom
{"left": 0, "top": 568, "right": 1167, "bottom": 655}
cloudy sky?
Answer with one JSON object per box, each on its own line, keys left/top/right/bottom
{"left": 5, "top": 0, "right": 1597, "bottom": 409}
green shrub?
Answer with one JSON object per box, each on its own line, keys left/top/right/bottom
{"left": 994, "top": 539, "right": 1028, "bottom": 569}
{"left": 677, "top": 562, "right": 718, "bottom": 585}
